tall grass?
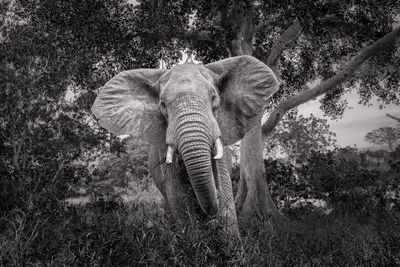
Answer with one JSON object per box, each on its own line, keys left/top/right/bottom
{"left": 1, "top": 197, "right": 399, "bottom": 266}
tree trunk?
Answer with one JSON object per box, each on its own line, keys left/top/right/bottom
{"left": 217, "top": 4, "right": 285, "bottom": 224}
{"left": 235, "top": 19, "right": 302, "bottom": 223}
{"left": 235, "top": 123, "right": 284, "bottom": 223}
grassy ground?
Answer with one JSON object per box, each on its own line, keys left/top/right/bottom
{"left": 1, "top": 196, "right": 399, "bottom": 267}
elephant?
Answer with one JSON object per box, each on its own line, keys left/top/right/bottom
{"left": 91, "top": 55, "right": 279, "bottom": 237}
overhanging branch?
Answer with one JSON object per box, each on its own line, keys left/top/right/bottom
{"left": 316, "top": 15, "right": 363, "bottom": 29}
{"left": 262, "top": 25, "right": 400, "bottom": 139}
{"left": 182, "top": 30, "right": 212, "bottom": 41}
{"left": 254, "top": 20, "right": 293, "bottom": 33}
{"left": 266, "top": 18, "right": 302, "bottom": 76}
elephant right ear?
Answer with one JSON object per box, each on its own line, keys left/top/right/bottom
{"left": 92, "top": 69, "right": 167, "bottom": 148}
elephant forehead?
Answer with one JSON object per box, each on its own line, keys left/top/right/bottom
{"left": 160, "top": 64, "right": 216, "bottom": 102}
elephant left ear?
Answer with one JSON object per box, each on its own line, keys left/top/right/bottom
{"left": 91, "top": 69, "right": 167, "bottom": 147}
{"left": 206, "top": 55, "right": 279, "bottom": 145}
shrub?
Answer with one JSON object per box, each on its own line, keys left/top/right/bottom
{"left": 263, "top": 150, "right": 400, "bottom": 218}
{"left": 297, "top": 150, "right": 400, "bottom": 214}
{"left": 1, "top": 198, "right": 399, "bottom": 266}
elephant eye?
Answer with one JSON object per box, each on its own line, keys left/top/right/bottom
{"left": 212, "top": 94, "right": 219, "bottom": 109}
{"left": 160, "top": 101, "right": 167, "bottom": 118}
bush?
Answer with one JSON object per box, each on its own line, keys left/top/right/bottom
{"left": 0, "top": 199, "right": 244, "bottom": 266}
{"left": 1, "top": 198, "right": 399, "bottom": 266}
{"left": 243, "top": 211, "right": 400, "bottom": 266}
{"left": 298, "top": 150, "right": 400, "bottom": 214}
{"left": 264, "top": 158, "right": 314, "bottom": 217}
{"left": 263, "top": 150, "right": 400, "bottom": 218}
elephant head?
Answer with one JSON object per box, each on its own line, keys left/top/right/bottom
{"left": 92, "top": 55, "right": 279, "bottom": 217}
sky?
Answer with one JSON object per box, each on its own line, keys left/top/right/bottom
{"left": 297, "top": 93, "right": 399, "bottom": 149}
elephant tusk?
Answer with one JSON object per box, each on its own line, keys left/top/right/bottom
{"left": 213, "top": 138, "right": 224, "bottom": 160}
{"left": 166, "top": 145, "right": 174, "bottom": 164}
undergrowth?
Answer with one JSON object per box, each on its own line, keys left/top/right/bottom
{"left": 1, "top": 199, "right": 399, "bottom": 266}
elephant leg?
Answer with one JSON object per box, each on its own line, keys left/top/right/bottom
{"left": 159, "top": 160, "right": 199, "bottom": 224}
{"left": 149, "top": 146, "right": 198, "bottom": 224}
{"left": 225, "top": 146, "right": 233, "bottom": 176}
{"left": 148, "top": 145, "right": 171, "bottom": 213}
{"left": 214, "top": 147, "right": 240, "bottom": 237}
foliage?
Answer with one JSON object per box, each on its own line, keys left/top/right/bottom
{"left": 264, "top": 158, "right": 309, "bottom": 217}
{"left": 388, "top": 144, "right": 400, "bottom": 175}
{"left": 265, "top": 109, "right": 336, "bottom": 160}
{"left": 60, "top": 135, "right": 161, "bottom": 209}
{"left": 243, "top": 212, "right": 400, "bottom": 266}
{"left": 264, "top": 148, "right": 400, "bottom": 218}
{"left": 182, "top": 1, "right": 400, "bottom": 117}
{"left": 85, "top": 137, "right": 152, "bottom": 200}
{"left": 365, "top": 126, "right": 400, "bottom": 151}
{"left": 0, "top": 0, "right": 168, "bottom": 216}
{"left": 0, "top": 200, "right": 243, "bottom": 266}
{"left": 1, "top": 198, "right": 399, "bottom": 266}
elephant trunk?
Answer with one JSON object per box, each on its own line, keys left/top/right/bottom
{"left": 179, "top": 135, "right": 218, "bottom": 216}
{"left": 167, "top": 94, "right": 221, "bottom": 216}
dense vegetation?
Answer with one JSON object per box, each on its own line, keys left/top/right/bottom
{"left": 1, "top": 0, "right": 399, "bottom": 266}
{"left": 1, "top": 140, "right": 399, "bottom": 266}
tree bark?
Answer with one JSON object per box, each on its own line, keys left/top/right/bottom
{"left": 265, "top": 18, "right": 302, "bottom": 75}
{"left": 237, "top": 124, "right": 285, "bottom": 223}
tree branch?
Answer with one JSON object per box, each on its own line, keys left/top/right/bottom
{"left": 262, "top": 25, "right": 400, "bottom": 139}
{"left": 52, "top": 159, "right": 65, "bottom": 183}
{"left": 386, "top": 113, "right": 400, "bottom": 123}
{"left": 254, "top": 20, "right": 292, "bottom": 33}
{"left": 266, "top": 18, "right": 302, "bottom": 76}
{"left": 182, "top": 30, "right": 212, "bottom": 41}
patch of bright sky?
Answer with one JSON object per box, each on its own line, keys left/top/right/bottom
{"left": 297, "top": 93, "right": 399, "bottom": 149}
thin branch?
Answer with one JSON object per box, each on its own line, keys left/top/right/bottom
{"left": 386, "top": 113, "right": 400, "bottom": 123}
{"left": 254, "top": 20, "right": 292, "bottom": 33}
{"left": 182, "top": 30, "right": 212, "bottom": 41}
{"left": 316, "top": 14, "right": 364, "bottom": 29}
{"left": 216, "top": 0, "right": 230, "bottom": 29}
{"left": 262, "top": 25, "right": 400, "bottom": 139}
{"left": 265, "top": 18, "right": 302, "bottom": 76}
{"left": 0, "top": 131, "right": 11, "bottom": 142}
{"left": 51, "top": 159, "right": 65, "bottom": 184}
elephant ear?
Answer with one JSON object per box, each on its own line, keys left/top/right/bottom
{"left": 91, "top": 69, "right": 167, "bottom": 147}
{"left": 206, "top": 55, "right": 279, "bottom": 145}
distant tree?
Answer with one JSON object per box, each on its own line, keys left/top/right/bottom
{"left": 266, "top": 109, "right": 336, "bottom": 163}
{"left": 89, "top": 137, "right": 151, "bottom": 199}
{"left": 365, "top": 127, "right": 400, "bottom": 151}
